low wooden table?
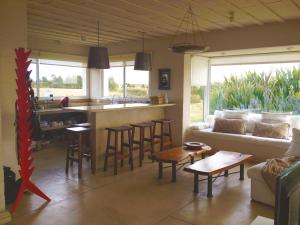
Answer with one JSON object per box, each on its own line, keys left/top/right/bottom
{"left": 184, "top": 151, "right": 253, "bottom": 197}
{"left": 150, "top": 145, "right": 211, "bottom": 182}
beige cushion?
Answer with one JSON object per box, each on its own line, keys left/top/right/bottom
{"left": 213, "top": 118, "right": 246, "bottom": 134}
{"left": 253, "top": 122, "right": 290, "bottom": 139}
{"left": 285, "top": 128, "right": 300, "bottom": 157}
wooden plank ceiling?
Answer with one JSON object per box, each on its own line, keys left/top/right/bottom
{"left": 28, "top": 0, "right": 300, "bottom": 46}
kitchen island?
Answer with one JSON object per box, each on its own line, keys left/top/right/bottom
{"left": 65, "top": 103, "right": 176, "bottom": 171}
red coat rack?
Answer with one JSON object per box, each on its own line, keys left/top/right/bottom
{"left": 11, "top": 48, "right": 50, "bottom": 213}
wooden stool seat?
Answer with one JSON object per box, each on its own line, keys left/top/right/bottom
{"left": 65, "top": 127, "right": 93, "bottom": 178}
{"left": 152, "top": 119, "right": 173, "bottom": 124}
{"left": 73, "top": 122, "right": 91, "bottom": 128}
{"left": 152, "top": 119, "right": 173, "bottom": 151}
{"left": 104, "top": 126, "right": 133, "bottom": 175}
{"left": 130, "top": 122, "right": 154, "bottom": 128}
{"left": 106, "top": 126, "right": 132, "bottom": 132}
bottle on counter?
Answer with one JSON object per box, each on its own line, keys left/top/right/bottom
{"left": 164, "top": 93, "right": 169, "bottom": 104}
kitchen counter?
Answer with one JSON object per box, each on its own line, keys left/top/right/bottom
{"left": 64, "top": 103, "right": 175, "bottom": 112}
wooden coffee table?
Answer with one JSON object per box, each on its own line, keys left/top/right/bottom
{"left": 184, "top": 151, "right": 253, "bottom": 197}
{"left": 150, "top": 145, "right": 211, "bottom": 182}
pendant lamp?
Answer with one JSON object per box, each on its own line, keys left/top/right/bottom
{"left": 88, "top": 21, "right": 110, "bottom": 69}
{"left": 169, "top": 5, "right": 209, "bottom": 54}
{"left": 134, "top": 32, "right": 152, "bottom": 71}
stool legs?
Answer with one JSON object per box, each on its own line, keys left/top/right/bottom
{"left": 78, "top": 134, "right": 83, "bottom": 179}
{"left": 114, "top": 131, "right": 119, "bottom": 175}
{"left": 139, "top": 127, "right": 144, "bottom": 167}
{"left": 160, "top": 123, "right": 164, "bottom": 152}
{"left": 128, "top": 130, "right": 133, "bottom": 170}
{"left": 103, "top": 131, "right": 111, "bottom": 171}
{"left": 121, "top": 131, "right": 124, "bottom": 167}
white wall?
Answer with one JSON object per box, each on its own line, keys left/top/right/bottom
{"left": 0, "top": 0, "right": 27, "bottom": 213}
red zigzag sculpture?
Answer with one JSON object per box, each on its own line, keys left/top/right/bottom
{"left": 11, "top": 48, "right": 50, "bottom": 213}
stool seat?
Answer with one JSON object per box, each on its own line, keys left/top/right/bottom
{"left": 130, "top": 122, "right": 154, "bottom": 128}
{"left": 66, "top": 127, "right": 90, "bottom": 133}
{"left": 73, "top": 123, "right": 91, "bottom": 128}
{"left": 106, "top": 126, "right": 132, "bottom": 132}
{"left": 152, "top": 119, "right": 172, "bottom": 124}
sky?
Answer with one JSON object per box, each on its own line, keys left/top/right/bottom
{"left": 211, "top": 62, "right": 300, "bottom": 83}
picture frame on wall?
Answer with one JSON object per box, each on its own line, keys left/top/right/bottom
{"left": 158, "top": 69, "right": 171, "bottom": 90}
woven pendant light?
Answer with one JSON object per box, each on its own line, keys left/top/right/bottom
{"left": 88, "top": 21, "right": 110, "bottom": 69}
{"left": 134, "top": 32, "right": 152, "bottom": 71}
{"left": 169, "top": 5, "right": 209, "bottom": 54}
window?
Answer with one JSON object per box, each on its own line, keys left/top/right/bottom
{"left": 190, "top": 52, "right": 300, "bottom": 124}
{"left": 29, "top": 58, "right": 88, "bottom": 98}
{"left": 210, "top": 63, "right": 300, "bottom": 114}
{"left": 103, "top": 61, "right": 149, "bottom": 98}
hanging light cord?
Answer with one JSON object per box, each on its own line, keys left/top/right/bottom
{"left": 142, "top": 32, "right": 145, "bottom": 52}
{"left": 97, "top": 20, "right": 100, "bottom": 47}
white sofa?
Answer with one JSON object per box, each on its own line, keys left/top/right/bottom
{"left": 185, "top": 127, "right": 291, "bottom": 162}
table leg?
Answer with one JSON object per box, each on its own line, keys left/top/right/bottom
{"left": 158, "top": 162, "right": 163, "bottom": 179}
{"left": 194, "top": 173, "right": 199, "bottom": 193}
{"left": 224, "top": 170, "right": 229, "bottom": 177}
{"left": 240, "top": 164, "right": 244, "bottom": 180}
{"left": 172, "top": 162, "right": 176, "bottom": 182}
{"left": 207, "top": 175, "right": 213, "bottom": 197}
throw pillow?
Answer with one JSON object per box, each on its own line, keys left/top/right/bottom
{"left": 285, "top": 128, "right": 300, "bottom": 157}
{"left": 261, "top": 112, "right": 292, "bottom": 124}
{"left": 223, "top": 110, "right": 249, "bottom": 120}
{"left": 213, "top": 118, "right": 247, "bottom": 134}
{"left": 253, "top": 122, "right": 290, "bottom": 139}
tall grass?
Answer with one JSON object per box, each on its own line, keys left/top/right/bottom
{"left": 209, "top": 68, "right": 300, "bottom": 114}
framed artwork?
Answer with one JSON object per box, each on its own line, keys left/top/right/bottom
{"left": 158, "top": 69, "right": 171, "bottom": 90}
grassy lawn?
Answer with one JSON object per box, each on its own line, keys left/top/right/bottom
{"left": 190, "top": 102, "right": 203, "bottom": 123}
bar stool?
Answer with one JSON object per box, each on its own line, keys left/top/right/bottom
{"left": 73, "top": 122, "right": 91, "bottom": 148}
{"left": 103, "top": 126, "right": 133, "bottom": 175}
{"left": 65, "top": 127, "right": 92, "bottom": 178}
{"left": 152, "top": 119, "right": 173, "bottom": 151}
{"left": 130, "top": 122, "right": 154, "bottom": 167}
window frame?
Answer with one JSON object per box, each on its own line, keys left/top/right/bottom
{"left": 102, "top": 60, "right": 150, "bottom": 98}
{"left": 30, "top": 57, "right": 89, "bottom": 100}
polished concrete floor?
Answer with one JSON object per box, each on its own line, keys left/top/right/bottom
{"left": 9, "top": 145, "right": 273, "bottom": 225}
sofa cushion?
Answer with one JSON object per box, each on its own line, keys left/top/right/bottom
{"left": 253, "top": 122, "right": 290, "bottom": 139}
{"left": 213, "top": 118, "right": 247, "bottom": 134}
{"left": 285, "top": 128, "right": 300, "bottom": 157}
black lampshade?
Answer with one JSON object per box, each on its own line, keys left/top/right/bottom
{"left": 134, "top": 52, "right": 152, "bottom": 71}
{"left": 87, "top": 47, "right": 110, "bottom": 69}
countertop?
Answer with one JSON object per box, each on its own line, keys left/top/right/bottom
{"left": 64, "top": 103, "right": 176, "bottom": 112}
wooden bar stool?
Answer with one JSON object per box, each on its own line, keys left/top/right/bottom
{"left": 65, "top": 127, "right": 92, "bottom": 178}
{"left": 103, "top": 126, "right": 133, "bottom": 175}
{"left": 130, "top": 122, "right": 154, "bottom": 167}
{"left": 73, "top": 122, "right": 91, "bottom": 128}
{"left": 73, "top": 122, "right": 91, "bottom": 148}
{"left": 152, "top": 119, "right": 173, "bottom": 151}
